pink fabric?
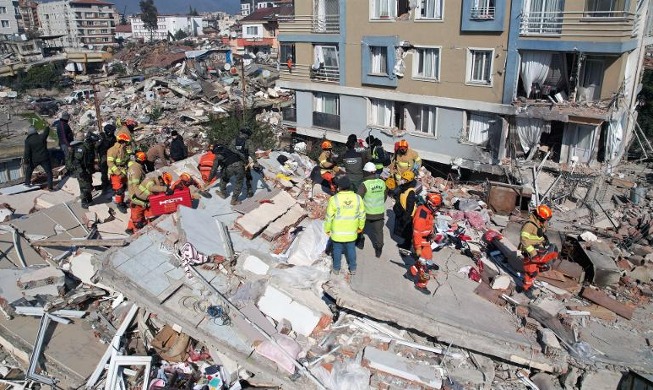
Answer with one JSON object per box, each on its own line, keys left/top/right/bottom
{"left": 464, "top": 210, "right": 486, "bottom": 230}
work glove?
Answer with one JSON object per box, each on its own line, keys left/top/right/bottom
{"left": 539, "top": 263, "right": 551, "bottom": 272}
{"left": 357, "top": 228, "right": 363, "bottom": 234}
{"left": 415, "top": 247, "right": 422, "bottom": 257}
{"left": 165, "top": 187, "right": 174, "bottom": 196}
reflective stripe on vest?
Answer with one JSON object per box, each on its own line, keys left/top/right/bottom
{"left": 399, "top": 188, "right": 416, "bottom": 216}
{"left": 362, "top": 179, "right": 385, "bottom": 215}
{"left": 372, "top": 147, "right": 383, "bottom": 170}
{"left": 138, "top": 179, "right": 155, "bottom": 197}
{"left": 330, "top": 192, "right": 361, "bottom": 242}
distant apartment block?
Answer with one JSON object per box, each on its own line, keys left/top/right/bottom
{"left": 129, "top": 15, "right": 203, "bottom": 42}
{"left": 37, "top": 0, "right": 118, "bottom": 49}
{"left": 17, "top": 0, "right": 39, "bottom": 33}
{"left": 0, "top": 0, "right": 21, "bottom": 37}
{"left": 240, "top": 0, "right": 288, "bottom": 16}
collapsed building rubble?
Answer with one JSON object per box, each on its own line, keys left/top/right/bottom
{"left": 0, "top": 129, "right": 651, "bottom": 389}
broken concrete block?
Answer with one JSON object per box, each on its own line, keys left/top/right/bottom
{"left": 578, "top": 243, "right": 621, "bottom": 287}
{"left": 363, "top": 346, "right": 442, "bottom": 389}
{"left": 538, "top": 328, "right": 562, "bottom": 357}
{"left": 532, "top": 297, "right": 565, "bottom": 317}
{"left": 35, "top": 188, "right": 76, "bottom": 209}
{"left": 629, "top": 266, "right": 653, "bottom": 283}
{"left": 261, "top": 203, "right": 307, "bottom": 241}
{"left": 88, "top": 203, "right": 113, "bottom": 223}
{"left": 491, "top": 275, "right": 512, "bottom": 290}
{"left": 531, "top": 372, "right": 560, "bottom": 390}
{"left": 178, "top": 206, "right": 229, "bottom": 259}
{"left": 581, "top": 287, "right": 634, "bottom": 320}
{"left": 580, "top": 370, "right": 623, "bottom": 390}
{"left": 242, "top": 255, "right": 270, "bottom": 275}
{"left": 257, "top": 285, "right": 321, "bottom": 337}
{"left": 0, "top": 204, "right": 14, "bottom": 222}
{"left": 235, "top": 191, "right": 297, "bottom": 239}
{"left": 17, "top": 266, "right": 65, "bottom": 290}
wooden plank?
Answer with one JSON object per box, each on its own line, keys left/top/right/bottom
{"left": 31, "top": 238, "right": 128, "bottom": 247}
{"left": 538, "top": 276, "right": 581, "bottom": 295}
{"left": 581, "top": 288, "right": 635, "bottom": 320}
{"left": 567, "top": 304, "right": 617, "bottom": 321}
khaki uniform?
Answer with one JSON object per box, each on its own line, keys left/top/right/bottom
{"left": 390, "top": 148, "right": 421, "bottom": 181}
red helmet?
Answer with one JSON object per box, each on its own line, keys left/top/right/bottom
{"left": 426, "top": 193, "right": 442, "bottom": 208}
{"left": 161, "top": 172, "right": 173, "bottom": 186}
{"left": 135, "top": 151, "right": 147, "bottom": 163}
{"left": 180, "top": 172, "right": 192, "bottom": 183}
{"left": 116, "top": 133, "right": 131, "bottom": 142}
{"left": 535, "top": 204, "right": 552, "bottom": 220}
{"left": 321, "top": 140, "right": 332, "bottom": 150}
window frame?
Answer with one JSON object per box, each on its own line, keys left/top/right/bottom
{"left": 370, "top": 0, "right": 397, "bottom": 20}
{"left": 369, "top": 46, "right": 388, "bottom": 75}
{"left": 412, "top": 45, "right": 441, "bottom": 82}
{"left": 584, "top": 0, "right": 627, "bottom": 17}
{"left": 407, "top": 104, "right": 438, "bottom": 137}
{"left": 0, "top": 20, "right": 9, "bottom": 28}
{"left": 313, "top": 92, "right": 340, "bottom": 115}
{"left": 415, "top": 0, "right": 444, "bottom": 21}
{"left": 466, "top": 48, "right": 494, "bottom": 86}
{"left": 0, "top": 7, "right": 6, "bottom": 14}
{"left": 368, "top": 98, "right": 395, "bottom": 128}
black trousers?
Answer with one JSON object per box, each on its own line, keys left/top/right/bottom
{"left": 364, "top": 216, "right": 385, "bottom": 249}
{"left": 24, "top": 159, "right": 53, "bottom": 190}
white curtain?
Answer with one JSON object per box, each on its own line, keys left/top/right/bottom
{"left": 371, "top": 47, "right": 385, "bottom": 74}
{"left": 313, "top": 45, "right": 324, "bottom": 70}
{"left": 468, "top": 113, "right": 492, "bottom": 144}
{"left": 419, "top": 0, "right": 442, "bottom": 19}
{"left": 371, "top": 99, "right": 393, "bottom": 127}
{"left": 315, "top": 0, "right": 326, "bottom": 32}
{"left": 607, "top": 115, "right": 625, "bottom": 164}
{"left": 516, "top": 117, "right": 550, "bottom": 154}
{"left": 375, "top": 0, "right": 396, "bottom": 18}
{"left": 520, "top": 51, "right": 552, "bottom": 97}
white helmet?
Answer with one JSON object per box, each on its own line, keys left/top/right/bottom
{"left": 363, "top": 162, "right": 376, "bottom": 173}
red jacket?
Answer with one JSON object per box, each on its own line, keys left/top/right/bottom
{"left": 412, "top": 205, "right": 434, "bottom": 248}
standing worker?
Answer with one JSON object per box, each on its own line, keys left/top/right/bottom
{"left": 230, "top": 127, "right": 259, "bottom": 198}
{"left": 97, "top": 123, "right": 116, "bottom": 195}
{"left": 66, "top": 132, "right": 98, "bottom": 209}
{"left": 357, "top": 162, "right": 387, "bottom": 258}
{"left": 318, "top": 140, "right": 340, "bottom": 194}
{"left": 145, "top": 141, "right": 170, "bottom": 173}
{"left": 389, "top": 139, "right": 421, "bottom": 183}
{"left": 368, "top": 137, "right": 389, "bottom": 174}
{"left": 208, "top": 144, "right": 246, "bottom": 206}
{"left": 126, "top": 164, "right": 173, "bottom": 234}
{"left": 394, "top": 170, "right": 418, "bottom": 252}
{"left": 107, "top": 133, "right": 133, "bottom": 213}
{"left": 324, "top": 175, "right": 366, "bottom": 276}
{"left": 54, "top": 112, "right": 74, "bottom": 159}
{"left": 23, "top": 126, "right": 54, "bottom": 191}
{"left": 169, "top": 130, "right": 188, "bottom": 162}
{"left": 519, "top": 205, "right": 555, "bottom": 297}
{"left": 342, "top": 134, "right": 365, "bottom": 191}
{"left": 410, "top": 192, "right": 442, "bottom": 294}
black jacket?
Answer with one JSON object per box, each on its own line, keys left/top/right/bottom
{"left": 24, "top": 127, "right": 51, "bottom": 164}
{"left": 342, "top": 148, "right": 365, "bottom": 185}
{"left": 169, "top": 136, "right": 187, "bottom": 161}
{"left": 54, "top": 119, "right": 73, "bottom": 147}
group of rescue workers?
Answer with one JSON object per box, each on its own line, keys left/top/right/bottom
{"left": 319, "top": 135, "right": 556, "bottom": 296}
{"left": 60, "top": 111, "right": 555, "bottom": 296}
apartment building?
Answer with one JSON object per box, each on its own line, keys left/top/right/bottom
{"left": 17, "top": 0, "right": 39, "bottom": 34}
{"left": 277, "top": 0, "right": 653, "bottom": 172}
{"left": 0, "top": 0, "right": 20, "bottom": 37}
{"left": 130, "top": 15, "right": 203, "bottom": 42}
{"left": 232, "top": 6, "right": 292, "bottom": 57}
{"left": 37, "top": 0, "right": 118, "bottom": 49}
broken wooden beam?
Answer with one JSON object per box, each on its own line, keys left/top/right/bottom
{"left": 31, "top": 238, "right": 128, "bottom": 247}
{"left": 581, "top": 288, "right": 634, "bottom": 320}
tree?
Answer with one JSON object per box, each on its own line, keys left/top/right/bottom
{"left": 173, "top": 29, "right": 188, "bottom": 40}
{"left": 139, "top": 0, "right": 158, "bottom": 42}
{"left": 188, "top": 5, "right": 199, "bottom": 16}
{"left": 206, "top": 110, "right": 277, "bottom": 151}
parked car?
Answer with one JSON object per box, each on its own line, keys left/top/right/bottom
{"left": 29, "top": 97, "right": 60, "bottom": 116}
{"left": 65, "top": 88, "right": 95, "bottom": 104}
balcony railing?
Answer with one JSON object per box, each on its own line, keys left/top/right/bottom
{"left": 311, "top": 65, "right": 340, "bottom": 83}
{"left": 470, "top": 6, "right": 495, "bottom": 20}
{"left": 282, "top": 106, "right": 296, "bottom": 122}
{"left": 520, "top": 10, "right": 636, "bottom": 38}
{"left": 313, "top": 111, "right": 340, "bottom": 130}
{"left": 279, "top": 14, "right": 340, "bottom": 34}
{"left": 278, "top": 64, "right": 340, "bottom": 84}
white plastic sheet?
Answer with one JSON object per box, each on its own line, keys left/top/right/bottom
{"left": 286, "top": 220, "right": 329, "bottom": 266}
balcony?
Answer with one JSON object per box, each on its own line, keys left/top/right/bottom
{"left": 282, "top": 106, "right": 296, "bottom": 122}
{"left": 519, "top": 10, "right": 636, "bottom": 38}
{"left": 279, "top": 14, "right": 340, "bottom": 34}
{"left": 313, "top": 111, "right": 340, "bottom": 130}
{"left": 278, "top": 64, "right": 340, "bottom": 84}
{"left": 470, "top": 6, "right": 495, "bottom": 20}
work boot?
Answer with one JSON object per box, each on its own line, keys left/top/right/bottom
{"left": 117, "top": 203, "right": 127, "bottom": 214}
{"left": 331, "top": 269, "right": 340, "bottom": 276}
{"left": 349, "top": 269, "right": 356, "bottom": 276}
{"left": 414, "top": 285, "right": 431, "bottom": 295}
{"left": 230, "top": 197, "right": 241, "bottom": 206}
{"left": 374, "top": 246, "right": 383, "bottom": 258}
{"left": 517, "top": 286, "right": 537, "bottom": 300}
{"left": 125, "top": 228, "right": 134, "bottom": 235}
{"left": 216, "top": 189, "right": 227, "bottom": 199}
{"left": 81, "top": 202, "right": 89, "bottom": 210}
{"left": 247, "top": 189, "right": 254, "bottom": 198}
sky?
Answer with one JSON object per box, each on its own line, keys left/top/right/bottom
{"left": 110, "top": 0, "right": 240, "bottom": 15}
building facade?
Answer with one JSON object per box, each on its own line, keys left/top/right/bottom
{"left": 277, "top": 0, "right": 653, "bottom": 172}
{"left": 240, "top": 0, "right": 286, "bottom": 16}
{"left": 130, "top": 15, "right": 203, "bottom": 42}
{"left": 0, "top": 0, "right": 21, "bottom": 37}
{"left": 37, "top": 0, "right": 117, "bottom": 49}
{"left": 231, "top": 6, "right": 291, "bottom": 57}
{"left": 17, "top": 0, "right": 38, "bottom": 34}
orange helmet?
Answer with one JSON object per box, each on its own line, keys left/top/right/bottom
{"left": 180, "top": 172, "right": 192, "bottom": 183}
{"left": 535, "top": 204, "right": 552, "bottom": 220}
{"left": 426, "top": 193, "right": 443, "bottom": 208}
{"left": 161, "top": 172, "right": 173, "bottom": 186}
{"left": 321, "top": 140, "right": 332, "bottom": 150}
{"left": 397, "top": 139, "right": 408, "bottom": 149}
{"left": 116, "top": 133, "right": 131, "bottom": 142}
{"left": 135, "top": 151, "right": 147, "bottom": 163}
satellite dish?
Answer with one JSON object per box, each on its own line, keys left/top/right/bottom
{"left": 224, "top": 63, "right": 231, "bottom": 71}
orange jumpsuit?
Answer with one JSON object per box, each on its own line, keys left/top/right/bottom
{"left": 319, "top": 150, "right": 339, "bottom": 193}
{"left": 126, "top": 176, "right": 167, "bottom": 232}
{"left": 519, "top": 214, "right": 549, "bottom": 291}
{"left": 197, "top": 151, "right": 216, "bottom": 183}
{"left": 106, "top": 142, "right": 132, "bottom": 206}
{"left": 412, "top": 204, "right": 434, "bottom": 289}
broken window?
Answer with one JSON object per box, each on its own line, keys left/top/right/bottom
{"left": 467, "top": 49, "right": 493, "bottom": 85}
{"left": 312, "top": 45, "right": 340, "bottom": 81}
{"left": 577, "top": 58, "right": 603, "bottom": 102}
{"left": 413, "top": 47, "right": 440, "bottom": 81}
{"left": 516, "top": 117, "right": 551, "bottom": 155}
{"left": 521, "top": 0, "right": 563, "bottom": 35}
{"left": 585, "top": 0, "right": 627, "bottom": 17}
{"left": 416, "top": 0, "right": 443, "bottom": 20}
{"left": 370, "top": 46, "right": 388, "bottom": 75}
{"left": 518, "top": 51, "right": 569, "bottom": 100}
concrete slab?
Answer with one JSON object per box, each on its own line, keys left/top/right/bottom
{"left": 2, "top": 188, "right": 42, "bottom": 217}
{"left": 580, "top": 370, "right": 624, "bottom": 390}
{"left": 261, "top": 203, "right": 307, "bottom": 241}
{"left": 35, "top": 190, "right": 76, "bottom": 209}
{"left": 363, "top": 346, "right": 442, "bottom": 389}
{"left": 235, "top": 191, "right": 297, "bottom": 239}
{"left": 178, "top": 206, "right": 229, "bottom": 258}
{"left": 0, "top": 184, "right": 40, "bottom": 195}
{"left": 257, "top": 285, "right": 322, "bottom": 337}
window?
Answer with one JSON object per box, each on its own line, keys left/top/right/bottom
{"left": 467, "top": 49, "right": 493, "bottom": 85}
{"left": 413, "top": 47, "right": 440, "bottom": 80}
{"left": 0, "top": 7, "right": 6, "bottom": 14}
{"left": 1, "top": 20, "right": 9, "bottom": 28}
{"left": 314, "top": 93, "right": 339, "bottom": 115}
{"left": 245, "top": 26, "right": 259, "bottom": 35}
{"left": 521, "top": 0, "right": 563, "bottom": 35}
{"left": 471, "top": 0, "right": 495, "bottom": 19}
{"left": 371, "top": 0, "right": 396, "bottom": 19}
{"left": 406, "top": 105, "right": 437, "bottom": 136}
{"left": 369, "top": 46, "right": 388, "bottom": 75}
{"left": 280, "top": 43, "right": 295, "bottom": 63}
{"left": 241, "top": 3, "right": 251, "bottom": 15}
{"left": 416, "top": 0, "right": 443, "bottom": 20}
{"left": 578, "top": 58, "right": 603, "bottom": 102}
{"left": 585, "top": 0, "right": 626, "bottom": 17}
{"left": 370, "top": 99, "right": 394, "bottom": 127}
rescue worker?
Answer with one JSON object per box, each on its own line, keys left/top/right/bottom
{"left": 107, "top": 132, "right": 133, "bottom": 213}
{"left": 394, "top": 170, "right": 418, "bottom": 252}
{"left": 207, "top": 144, "right": 246, "bottom": 206}
{"left": 54, "top": 112, "right": 74, "bottom": 159}
{"left": 97, "top": 123, "right": 116, "bottom": 194}
{"left": 230, "top": 127, "right": 259, "bottom": 198}
{"left": 23, "top": 126, "right": 54, "bottom": 191}
{"left": 169, "top": 130, "right": 188, "bottom": 162}
{"left": 357, "top": 162, "right": 387, "bottom": 258}
{"left": 368, "top": 136, "right": 389, "bottom": 174}
{"left": 171, "top": 172, "right": 211, "bottom": 199}
{"left": 66, "top": 132, "right": 97, "bottom": 209}
{"left": 342, "top": 135, "right": 365, "bottom": 191}
{"left": 324, "top": 175, "right": 366, "bottom": 276}
{"left": 197, "top": 144, "right": 216, "bottom": 184}
{"left": 389, "top": 139, "right": 421, "bottom": 183}
{"left": 411, "top": 192, "right": 443, "bottom": 294}
{"left": 145, "top": 141, "right": 170, "bottom": 173}
{"left": 519, "top": 205, "right": 554, "bottom": 296}
{"left": 318, "top": 140, "right": 340, "bottom": 194}
{"left": 126, "top": 160, "right": 173, "bottom": 235}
